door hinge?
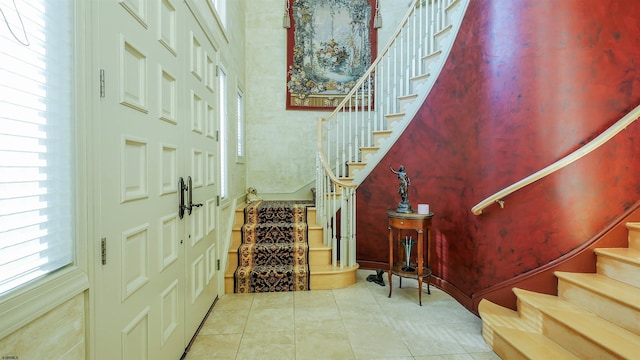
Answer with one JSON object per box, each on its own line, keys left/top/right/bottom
{"left": 101, "top": 237, "right": 107, "bottom": 265}
{"left": 216, "top": 195, "right": 220, "bottom": 206}
{"left": 215, "top": 130, "right": 219, "bottom": 142}
{"left": 215, "top": 65, "right": 220, "bottom": 77}
{"left": 99, "top": 69, "right": 105, "bottom": 98}
{"left": 216, "top": 259, "right": 220, "bottom": 271}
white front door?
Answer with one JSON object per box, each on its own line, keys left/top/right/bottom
{"left": 94, "top": 1, "right": 219, "bottom": 359}
{"left": 181, "top": 5, "right": 220, "bottom": 339}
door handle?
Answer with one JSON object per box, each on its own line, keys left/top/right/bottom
{"left": 179, "top": 177, "right": 188, "bottom": 219}
{"left": 187, "top": 176, "right": 203, "bottom": 215}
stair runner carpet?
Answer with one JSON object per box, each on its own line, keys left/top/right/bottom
{"left": 234, "top": 200, "right": 312, "bottom": 293}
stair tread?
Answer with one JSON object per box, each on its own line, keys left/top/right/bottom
{"left": 479, "top": 299, "right": 577, "bottom": 359}
{"left": 555, "top": 272, "right": 640, "bottom": 311}
{"left": 514, "top": 288, "right": 640, "bottom": 357}
{"left": 398, "top": 93, "right": 418, "bottom": 100}
{"left": 493, "top": 326, "right": 580, "bottom": 360}
{"left": 595, "top": 247, "right": 640, "bottom": 265}
{"left": 373, "top": 129, "right": 393, "bottom": 135}
{"left": 310, "top": 263, "right": 359, "bottom": 273}
{"left": 626, "top": 222, "right": 640, "bottom": 230}
{"left": 478, "top": 299, "right": 534, "bottom": 333}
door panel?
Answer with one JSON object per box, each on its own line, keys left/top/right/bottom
{"left": 95, "top": 0, "right": 219, "bottom": 358}
{"left": 183, "top": 8, "right": 220, "bottom": 339}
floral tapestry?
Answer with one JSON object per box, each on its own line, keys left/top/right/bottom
{"left": 286, "top": 0, "right": 377, "bottom": 110}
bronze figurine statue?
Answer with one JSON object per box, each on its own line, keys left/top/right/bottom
{"left": 390, "top": 164, "right": 412, "bottom": 213}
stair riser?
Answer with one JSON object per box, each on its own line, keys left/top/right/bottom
{"left": 398, "top": 95, "right": 418, "bottom": 113}
{"left": 234, "top": 209, "right": 245, "bottom": 226}
{"left": 373, "top": 131, "right": 392, "bottom": 147}
{"left": 308, "top": 227, "right": 323, "bottom": 247}
{"left": 445, "top": 0, "right": 464, "bottom": 24}
{"left": 480, "top": 324, "right": 495, "bottom": 348}
{"left": 307, "top": 208, "right": 318, "bottom": 226}
{"left": 224, "top": 276, "right": 234, "bottom": 293}
{"left": 516, "top": 299, "right": 543, "bottom": 332}
{"left": 310, "top": 269, "right": 357, "bottom": 290}
{"left": 542, "top": 314, "right": 623, "bottom": 360}
{"left": 232, "top": 230, "right": 241, "bottom": 248}
{"left": 227, "top": 251, "right": 238, "bottom": 271}
{"left": 434, "top": 25, "right": 453, "bottom": 49}
{"left": 309, "top": 248, "right": 331, "bottom": 266}
{"left": 628, "top": 225, "right": 640, "bottom": 250}
{"left": 558, "top": 281, "right": 640, "bottom": 336}
{"left": 597, "top": 256, "right": 640, "bottom": 288}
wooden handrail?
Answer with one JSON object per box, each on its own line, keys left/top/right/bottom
{"left": 317, "top": 116, "right": 357, "bottom": 189}
{"left": 472, "top": 103, "right": 640, "bottom": 215}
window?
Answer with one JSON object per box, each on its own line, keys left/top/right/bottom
{"left": 0, "top": 0, "right": 74, "bottom": 295}
{"left": 210, "top": 0, "right": 226, "bottom": 28}
{"left": 236, "top": 89, "right": 244, "bottom": 163}
{"left": 218, "top": 67, "right": 227, "bottom": 199}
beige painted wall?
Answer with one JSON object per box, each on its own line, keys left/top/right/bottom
{"left": 244, "top": 0, "right": 408, "bottom": 197}
{"left": 0, "top": 293, "right": 85, "bottom": 359}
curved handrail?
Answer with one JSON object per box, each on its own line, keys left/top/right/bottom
{"left": 472, "top": 103, "right": 640, "bottom": 215}
{"left": 316, "top": 117, "right": 357, "bottom": 189}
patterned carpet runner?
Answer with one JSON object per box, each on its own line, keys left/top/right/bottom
{"left": 234, "top": 200, "right": 311, "bottom": 293}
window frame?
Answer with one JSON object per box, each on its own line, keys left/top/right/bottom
{"left": 218, "top": 65, "right": 228, "bottom": 200}
{"left": 207, "top": 0, "right": 227, "bottom": 33}
{"left": 236, "top": 86, "right": 245, "bottom": 164}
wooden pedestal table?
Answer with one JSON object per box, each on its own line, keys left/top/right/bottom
{"left": 387, "top": 210, "right": 433, "bottom": 305}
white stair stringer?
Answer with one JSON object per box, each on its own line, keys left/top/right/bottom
{"left": 351, "top": 0, "right": 470, "bottom": 185}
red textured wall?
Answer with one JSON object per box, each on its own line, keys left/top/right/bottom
{"left": 357, "top": 0, "right": 640, "bottom": 308}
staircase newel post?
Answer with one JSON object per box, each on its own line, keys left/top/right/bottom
{"left": 350, "top": 188, "right": 357, "bottom": 267}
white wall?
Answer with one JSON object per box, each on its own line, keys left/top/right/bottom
{"left": 244, "top": 0, "right": 409, "bottom": 197}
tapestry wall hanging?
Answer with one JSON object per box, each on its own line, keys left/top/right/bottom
{"left": 286, "top": 0, "right": 378, "bottom": 110}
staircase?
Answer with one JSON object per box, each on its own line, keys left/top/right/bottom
{"left": 479, "top": 222, "right": 640, "bottom": 359}
{"left": 315, "top": 0, "right": 470, "bottom": 274}
{"left": 224, "top": 203, "right": 358, "bottom": 293}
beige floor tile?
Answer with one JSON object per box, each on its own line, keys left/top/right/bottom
{"left": 346, "top": 324, "right": 413, "bottom": 359}
{"left": 250, "top": 291, "right": 295, "bottom": 310}
{"left": 443, "top": 321, "right": 491, "bottom": 354}
{"left": 199, "top": 309, "right": 249, "bottom": 335}
{"left": 333, "top": 286, "right": 379, "bottom": 306}
{"left": 294, "top": 306, "right": 344, "bottom": 332}
{"left": 214, "top": 293, "right": 254, "bottom": 310}
{"left": 185, "top": 333, "right": 241, "bottom": 359}
{"left": 244, "top": 307, "right": 294, "bottom": 333}
{"left": 414, "top": 354, "right": 474, "bottom": 360}
{"left": 397, "top": 326, "right": 467, "bottom": 357}
{"left": 295, "top": 329, "right": 354, "bottom": 360}
{"left": 184, "top": 270, "right": 498, "bottom": 359}
{"left": 235, "top": 330, "right": 295, "bottom": 360}
{"left": 339, "top": 303, "right": 392, "bottom": 329}
{"left": 469, "top": 352, "right": 502, "bottom": 360}
{"left": 294, "top": 289, "right": 336, "bottom": 308}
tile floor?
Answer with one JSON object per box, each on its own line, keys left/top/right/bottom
{"left": 184, "top": 270, "right": 500, "bottom": 360}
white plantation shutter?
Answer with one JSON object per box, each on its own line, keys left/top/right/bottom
{"left": 0, "top": 0, "right": 74, "bottom": 295}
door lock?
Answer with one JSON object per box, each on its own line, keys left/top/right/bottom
{"left": 187, "top": 176, "right": 203, "bottom": 215}
{"left": 179, "top": 177, "right": 188, "bottom": 219}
